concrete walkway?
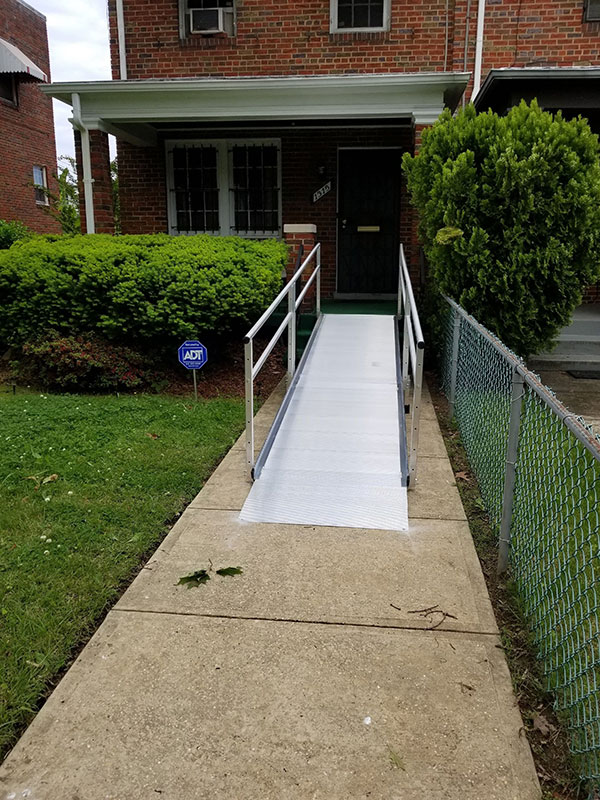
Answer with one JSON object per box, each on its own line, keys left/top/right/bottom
{"left": 0, "top": 383, "right": 540, "bottom": 800}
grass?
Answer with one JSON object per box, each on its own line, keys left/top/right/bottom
{"left": 0, "top": 389, "right": 245, "bottom": 759}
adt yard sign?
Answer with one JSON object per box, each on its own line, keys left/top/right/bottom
{"left": 178, "top": 340, "right": 207, "bottom": 370}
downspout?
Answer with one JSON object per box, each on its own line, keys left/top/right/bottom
{"left": 116, "top": 0, "right": 127, "bottom": 80}
{"left": 71, "top": 93, "right": 96, "bottom": 234}
{"left": 472, "top": 0, "right": 486, "bottom": 99}
{"left": 462, "top": 0, "right": 472, "bottom": 107}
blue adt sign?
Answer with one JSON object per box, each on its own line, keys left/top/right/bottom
{"left": 178, "top": 340, "right": 208, "bottom": 370}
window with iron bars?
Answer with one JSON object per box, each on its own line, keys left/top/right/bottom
{"left": 166, "top": 140, "right": 281, "bottom": 237}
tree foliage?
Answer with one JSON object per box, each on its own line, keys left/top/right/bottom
{"left": 0, "top": 219, "right": 31, "bottom": 249}
{"left": 402, "top": 101, "right": 600, "bottom": 356}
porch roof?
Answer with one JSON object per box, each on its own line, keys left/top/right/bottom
{"left": 40, "top": 72, "right": 469, "bottom": 147}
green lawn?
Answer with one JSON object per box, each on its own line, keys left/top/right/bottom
{"left": 0, "top": 390, "right": 244, "bottom": 759}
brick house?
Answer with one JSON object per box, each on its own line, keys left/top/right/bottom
{"left": 41, "top": 0, "right": 600, "bottom": 296}
{"left": 0, "top": 0, "right": 60, "bottom": 233}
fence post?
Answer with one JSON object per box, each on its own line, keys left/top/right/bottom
{"left": 498, "top": 367, "right": 525, "bottom": 574}
{"left": 448, "top": 310, "right": 461, "bottom": 417}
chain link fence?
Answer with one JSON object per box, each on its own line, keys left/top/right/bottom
{"left": 439, "top": 297, "right": 600, "bottom": 791}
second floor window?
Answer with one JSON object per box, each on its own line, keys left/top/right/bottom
{"left": 180, "top": 0, "right": 235, "bottom": 37}
{"left": 331, "top": 0, "right": 390, "bottom": 32}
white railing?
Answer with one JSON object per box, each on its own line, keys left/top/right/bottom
{"left": 244, "top": 243, "right": 321, "bottom": 476}
{"left": 397, "top": 243, "right": 425, "bottom": 486}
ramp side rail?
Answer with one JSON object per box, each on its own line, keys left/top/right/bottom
{"left": 397, "top": 243, "right": 425, "bottom": 486}
{"left": 244, "top": 243, "right": 321, "bottom": 476}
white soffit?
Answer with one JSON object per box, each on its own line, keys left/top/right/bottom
{"left": 40, "top": 73, "right": 469, "bottom": 132}
{"left": 0, "top": 37, "right": 47, "bottom": 82}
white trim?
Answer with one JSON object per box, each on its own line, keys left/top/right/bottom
{"left": 72, "top": 92, "right": 95, "bottom": 234}
{"left": 165, "top": 138, "right": 282, "bottom": 237}
{"left": 472, "top": 0, "right": 486, "bottom": 97}
{"left": 329, "top": 0, "right": 391, "bottom": 33}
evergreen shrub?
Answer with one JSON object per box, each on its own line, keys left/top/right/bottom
{"left": 402, "top": 101, "right": 600, "bottom": 356}
{"left": 0, "top": 234, "right": 286, "bottom": 350}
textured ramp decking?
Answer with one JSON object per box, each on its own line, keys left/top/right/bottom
{"left": 240, "top": 314, "right": 408, "bottom": 530}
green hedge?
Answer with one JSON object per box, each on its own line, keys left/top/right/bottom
{"left": 0, "top": 219, "right": 32, "bottom": 250}
{"left": 0, "top": 234, "right": 287, "bottom": 349}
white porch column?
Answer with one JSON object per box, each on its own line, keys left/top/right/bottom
{"left": 71, "top": 93, "right": 96, "bottom": 235}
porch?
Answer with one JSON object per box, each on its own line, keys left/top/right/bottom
{"left": 41, "top": 72, "right": 468, "bottom": 298}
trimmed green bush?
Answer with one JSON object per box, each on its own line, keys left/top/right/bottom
{"left": 402, "top": 101, "right": 600, "bottom": 356}
{"left": 0, "top": 219, "right": 32, "bottom": 250}
{"left": 0, "top": 234, "right": 287, "bottom": 350}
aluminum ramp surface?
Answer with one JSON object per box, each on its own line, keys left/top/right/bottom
{"left": 240, "top": 314, "right": 409, "bottom": 531}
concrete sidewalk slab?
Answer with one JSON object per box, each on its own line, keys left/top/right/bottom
{"left": 0, "top": 377, "right": 540, "bottom": 800}
{"left": 0, "top": 613, "right": 538, "bottom": 800}
{"left": 115, "top": 510, "right": 497, "bottom": 634}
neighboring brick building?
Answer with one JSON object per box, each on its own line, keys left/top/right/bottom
{"left": 0, "top": 0, "right": 60, "bottom": 233}
{"left": 41, "top": 0, "right": 600, "bottom": 296}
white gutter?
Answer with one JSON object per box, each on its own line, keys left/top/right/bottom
{"left": 71, "top": 93, "right": 95, "bottom": 234}
{"left": 116, "top": 0, "right": 127, "bottom": 80}
{"left": 472, "top": 0, "right": 486, "bottom": 98}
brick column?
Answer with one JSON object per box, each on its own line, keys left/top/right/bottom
{"left": 283, "top": 224, "right": 318, "bottom": 310}
{"left": 74, "top": 129, "right": 115, "bottom": 234}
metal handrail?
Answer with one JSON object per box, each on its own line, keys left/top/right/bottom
{"left": 244, "top": 243, "right": 321, "bottom": 476}
{"left": 397, "top": 243, "right": 425, "bottom": 486}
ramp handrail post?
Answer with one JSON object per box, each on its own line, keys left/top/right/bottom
{"left": 244, "top": 338, "right": 254, "bottom": 476}
{"left": 316, "top": 244, "right": 321, "bottom": 316}
{"left": 498, "top": 366, "right": 524, "bottom": 574}
{"left": 448, "top": 309, "right": 461, "bottom": 418}
{"left": 287, "top": 277, "right": 296, "bottom": 379}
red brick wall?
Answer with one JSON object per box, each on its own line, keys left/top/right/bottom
{"left": 0, "top": 0, "right": 60, "bottom": 233}
{"left": 108, "top": 1, "right": 600, "bottom": 87}
{"left": 118, "top": 126, "right": 413, "bottom": 295}
{"left": 74, "top": 130, "right": 115, "bottom": 234}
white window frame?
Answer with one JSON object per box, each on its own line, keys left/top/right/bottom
{"left": 165, "top": 139, "right": 282, "bottom": 238}
{"left": 32, "top": 165, "right": 49, "bottom": 206}
{"left": 330, "top": 0, "right": 391, "bottom": 33}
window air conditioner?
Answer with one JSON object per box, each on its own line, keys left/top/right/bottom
{"left": 189, "top": 7, "right": 234, "bottom": 34}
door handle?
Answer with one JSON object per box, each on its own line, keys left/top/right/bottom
{"left": 341, "top": 219, "right": 347, "bottom": 230}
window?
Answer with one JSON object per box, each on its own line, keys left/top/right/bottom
{"left": 330, "top": 0, "right": 390, "bottom": 31}
{"left": 32, "top": 165, "right": 49, "bottom": 205}
{"left": 0, "top": 74, "right": 17, "bottom": 106}
{"left": 166, "top": 140, "right": 281, "bottom": 237}
{"left": 584, "top": 0, "right": 600, "bottom": 21}
{"left": 179, "top": 0, "right": 234, "bottom": 37}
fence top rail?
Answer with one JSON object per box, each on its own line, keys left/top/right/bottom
{"left": 244, "top": 243, "right": 320, "bottom": 343}
{"left": 443, "top": 295, "right": 600, "bottom": 464}
{"left": 400, "top": 244, "right": 424, "bottom": 349}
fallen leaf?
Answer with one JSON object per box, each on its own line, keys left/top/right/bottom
{"left": 42, "top": 474, "right": 59, "bottom": 485}
{"left": 216, "top": 566, "right": 243, "bottom": 577}
{"left": 177, "top": 569, "right": 211, "bottom": 588}
{"left": 387, "top": 746, "right": 406, "bottom": 771}
{"left": 532, "top": 713, "right": 556, "bottom": 737}
{"left": 145, "top": 433, "right": 160, "bottom": 439}
{"left": 454, "top": 471, "right": 470, "bottom": 482}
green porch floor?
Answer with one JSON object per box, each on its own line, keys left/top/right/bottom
{"left": 320, "top": 300, "right": 397, "bottom": 315}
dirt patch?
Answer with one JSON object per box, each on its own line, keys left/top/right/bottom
{"left": 427, "top": 372, "right": 584, "bottom": 800}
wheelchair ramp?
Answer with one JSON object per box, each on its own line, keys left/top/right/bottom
{"left": 240, "top": 314, "right": 408, "bottom": 531}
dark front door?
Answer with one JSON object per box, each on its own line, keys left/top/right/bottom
{"left": 337, "top": 148, "right": 401, "bottom": 294}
